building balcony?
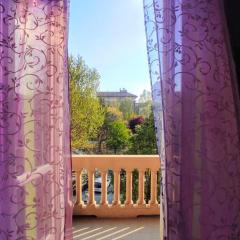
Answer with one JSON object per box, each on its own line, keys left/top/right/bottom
{"left": 72, "top": 155, "right": 160, "bottom": 239}
{"left": 73, "top": 216, "right": 160, "bottom": 240}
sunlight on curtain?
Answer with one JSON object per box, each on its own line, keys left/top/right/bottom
{"left": 144, "top": 0, "right": 240, "bottom": 239}
{"left": 0, "top": 1, "right": 72, "bottom": 239}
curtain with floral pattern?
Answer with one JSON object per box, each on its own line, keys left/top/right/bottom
{"left": 144, "top": 0, "right": 240, "bottom": 239}
{"left": 0, "top": 0, "right": 72, "bottom": 239}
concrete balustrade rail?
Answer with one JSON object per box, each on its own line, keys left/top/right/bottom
{"left": 72, "top": 155, "right": 160, "bottom": 218}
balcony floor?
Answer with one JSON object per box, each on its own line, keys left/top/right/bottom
{"left": 73, "top": 216, "right": 160, "bottom": 240}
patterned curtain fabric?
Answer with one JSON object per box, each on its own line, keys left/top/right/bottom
{"left": 144, "top": 0, "right": 240, "bottom": 239}
{"left": 0, "top": 1, "right": 72, "bottom": 239}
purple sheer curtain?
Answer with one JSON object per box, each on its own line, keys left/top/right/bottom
{"left": 0, "top": 1, "right": 72, "bottom": 239}
{"left": 144, "top": 0, "right": 240, "bottom": 239}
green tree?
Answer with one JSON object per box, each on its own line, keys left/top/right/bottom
{"left": 137, "top": 89, "right": 152, "bottom": 117}
{"left": 106, "top": 120, "right": 130, "bottom": 154}
{"left": 128, "top": 112, "right": 157, "bottom": 154}
{"left": 69, "top": 56, "right": 104, "bottom": 151}
{"left": 119, "top": 99, "right": 135, "bottom": 120}
{"left": 104, "top": 106, "right": 123, "bottom": 122}
{"left": 97, "top": 106, "right": 123, "bottom": 153}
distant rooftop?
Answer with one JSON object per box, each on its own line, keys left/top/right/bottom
{"left": 97, "top": 89, "right": 137, "bottom": 98}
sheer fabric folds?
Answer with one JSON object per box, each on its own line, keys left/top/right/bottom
{"left": 0, "top": 1, "right": 72, "bottom": 239}
{"left": 144, "top": 0, "right": 240, "bottom": 239}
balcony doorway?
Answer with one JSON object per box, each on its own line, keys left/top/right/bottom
{"left": 69, "top": 1, "right": 161, "bottom": 239}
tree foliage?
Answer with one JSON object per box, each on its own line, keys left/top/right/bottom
{"left": 128, "top": 116, "right": 145, "bottom": 133}
{"left": 97, "top": 106, "right": 123, "bottom": 153}
{"left": 106, "top": 120, "right": 130, "bottom": 154}
{"left": 104, "top": 106, "right": 123, "bottom": 122}
{"left": 128, "top": 112, "right": 157, "bottom": 154}
{"left": 69, "top": 56, "right": 104, "bottom": 151}
{"left": 119, "top": 99, "right": 135, "bottom": 120}
{"left": 137, "top": 89, "right": 152, "bottom": 117}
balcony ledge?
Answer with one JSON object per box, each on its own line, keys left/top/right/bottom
{"left": 73, "top": 203, "right": 160, "bottom": 218}
{"left": 72, "top": 155, "right": 160, "bottom": 218}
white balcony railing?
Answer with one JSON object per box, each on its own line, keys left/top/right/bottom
{"left": 72, "top": 155, "right": 160, "bottom": 218}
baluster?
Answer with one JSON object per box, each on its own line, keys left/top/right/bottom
{"left": 125, "top": 170, "right": 133, "bottom": 206}
{"left": 112, "top": 170, "right": 120, "bottom": 206}
{"left": 138, "top": 170, "right": 145, "bottom": 205}
{"left": 101, "top": 170, "right": 108, "bottom": 206}
{"left": 76, "top": 170, "right": 83, "bottom": 206}
{"left": 150, "top": 170, "right": 158, "bottom": 205}
{"left": 88, "top": 170, "right": 95, "bottom": 205}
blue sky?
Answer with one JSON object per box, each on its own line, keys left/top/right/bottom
{"left": 68, "top": 0, "right": 151, "bottom": 97}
